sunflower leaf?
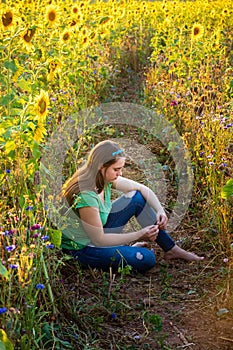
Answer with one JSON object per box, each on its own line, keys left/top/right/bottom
{"left": 4, "top": 60, "right": 18, "bottom": 73}
{"left": 221, "top": 178, "right": 233, "bottom": 199}
{"left": 5, "top": 140, "right": 16, "bottom": 154}
{"left": 0, "top": 94, "right": 14, "bottom": 106}
{"left": 16, "top": 79, "right": 31, "bottom": 93}
{"left": 0, "top": 261, "right": 9, "bottom": 280}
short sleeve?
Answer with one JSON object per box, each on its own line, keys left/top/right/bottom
{"left": 74, "top": 191, "right": 100, "bottom": 210}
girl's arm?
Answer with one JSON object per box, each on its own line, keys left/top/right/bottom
{"left": 78, "top": 206, "right": 158, "bottom": 247}
{"left": 113, "top": 176, "right": 168, "bottom": 229}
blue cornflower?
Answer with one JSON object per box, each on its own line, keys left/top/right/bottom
{"left": 111, "top": 313, "right": 117, "bottom": 319}
{"left": 36, "top": 284, "right": 45, "bottom": 290}
{"left": 5, "top": 169, "right": 10, "bottom": 174}
{"left": 5, "top": 244, "right": 16, "bottom": 252}
{"left": 9, "top": 264, "right": 19, "bottom": 269}
{"left": 41, "top": 235, "right": 49, "bottom": 241}
{"left": 0, "top": 307, "right": 7, "bottom": 315}
{"left": 26, "top": 206, "right": 33, "bottom": 211}
{"left": 46, "top": 244, "right": 55, "bottom": 249}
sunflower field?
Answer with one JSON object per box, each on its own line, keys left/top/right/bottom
{"left": 0, "top": 0, "right": 233, "bottom": 349}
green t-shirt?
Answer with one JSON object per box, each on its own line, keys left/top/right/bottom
{"left": 61, "top": 183, "right": 112, "bottom": 250}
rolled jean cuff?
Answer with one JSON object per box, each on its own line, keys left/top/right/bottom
{"left": 155, "top": 229, "right": 175, "bottom": 252}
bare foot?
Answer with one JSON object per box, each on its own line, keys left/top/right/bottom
{"left": 132, "top": 241, "right": 149, "bottom": 247}
{"left": 164, "top": 245, "right": 204, "bottom": 262}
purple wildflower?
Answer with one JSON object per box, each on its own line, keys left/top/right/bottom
{"left": 170, "top": 100, "right": 178, "bottom": 106}
{"left": 225, "top": 123, "right": 233, "bottom": 129}
{"left": 30, "top": 224, "right": 41, "bottom": 231}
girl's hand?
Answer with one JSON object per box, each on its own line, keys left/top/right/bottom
{"left": 157, "top": 212, "right": 168, "bottom": 230}
{"left": 139, "top": 225, "right": 159, "bottom": 242}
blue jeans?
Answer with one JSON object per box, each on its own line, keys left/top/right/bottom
{"left": 66, "top": 191, "right": 175, "bottom": 273}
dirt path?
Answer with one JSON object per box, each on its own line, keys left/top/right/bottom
{"left": 100, "top": 65, "right": 233, "bottom": 349}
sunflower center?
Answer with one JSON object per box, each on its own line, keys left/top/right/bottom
{"left": 63, "top": 33, "right": 70, "bottom": 41}
{"left": 48, "top": 11, "right": 56, "bottom": 22}
{"left": 2, "top": 11, "right": 13, "bottom": 27}
{"left": 194, "top": 27, "right": 200, "bottom": 36}
{"left": 23, "top": 29, "right": 36, "bottom": 43}
{"left": 39, "top": 100, "right": 47, "bottom": 114}
{"left": 70, "top": 20, "right": 76, "bottom": 27}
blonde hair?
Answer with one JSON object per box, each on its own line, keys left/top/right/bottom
{"left": 63, "top": 140, "right": 125, "bottom": 206}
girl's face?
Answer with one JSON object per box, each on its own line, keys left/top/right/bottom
{"left": 101, "top": 158, "right": 125, "bottom": 182}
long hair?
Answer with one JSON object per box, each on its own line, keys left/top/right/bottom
{"left": 63, "top": 140, "right": 125, "bottom": 206}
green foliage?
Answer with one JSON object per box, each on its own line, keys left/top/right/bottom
{"left": 48, "top": 228, "right": 62, "bottom": 248}
{"left": 0, "top": 330, "right": 14, "bottom": 350}
{"left": 0, "top": 262, "right": 9, "bottom": 280}
{"left": 221, "top": 178, "right": 233, "bottom": 199}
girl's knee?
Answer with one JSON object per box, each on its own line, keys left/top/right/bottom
{"left": 129, "top": 190, "right": 146, "bottom": 206}
{"left": 133, "top": 248, "right": 156, "bottom": 272}
{"left": 123, "top": 190, "right": 137, "bottom": 198}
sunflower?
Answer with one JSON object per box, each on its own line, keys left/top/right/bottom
{"left": 48, "top": 58, "right": 62, "bottom": 73}
{"left": 1, "top": 7, "right": 17, "bottom": 30}
{"left": 72, "top": 5, "right": 80, "bottom": 15}
{"left": 34, "top": 90, "right": 49, "bottom": 123}
{"left": 60, "top": 29, "right": 71, "bottom": 43}
{"left": 89, "top": 31, "right": 97, "bottom": 42}
{"left": 21, "top": 27, "right": 36, "bottom": 51}
{"left": 191, "top": 23, "right": 204, "bottom": 41}
{"left": 99, "top": 16, "right": 111, "bottom": 26}
{"left": 81, "top": 35, "right": 89, "bottom": 48}
{"left": 47, "top": 58, "right": 62, "bottom": 81}
{"left": 45, "top": 5, "right": 60, "bottom": 25}
{"left": 221, "top": 8, "right": 228, "bottom": 17}
{"left": 34, "top": 122, "right": 47, "bottom": 144}
{"left": 70, "top": 12, "right": 83, "bottom": 31}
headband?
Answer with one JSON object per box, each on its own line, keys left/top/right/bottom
{"left": 112, "top": 149, "right": 124, "bottom": 157}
